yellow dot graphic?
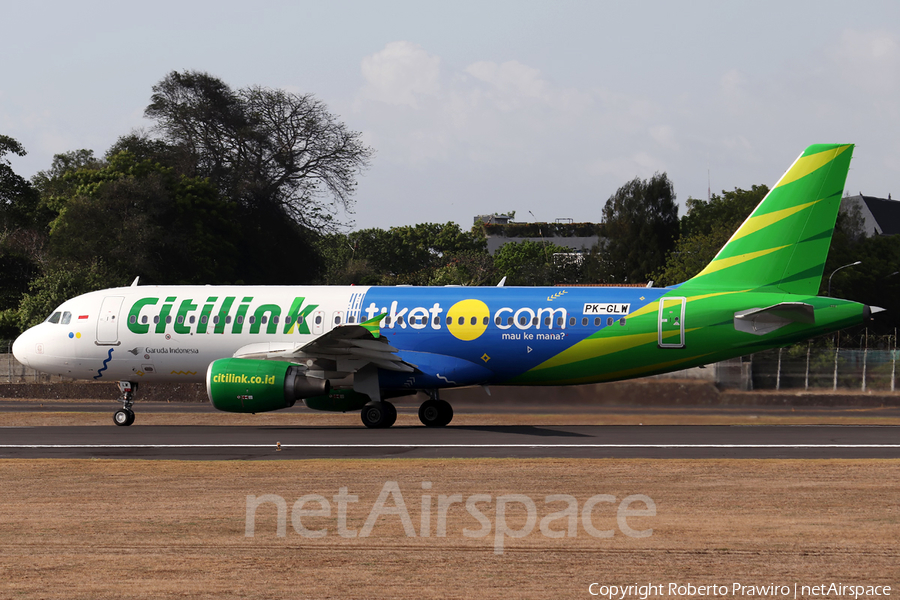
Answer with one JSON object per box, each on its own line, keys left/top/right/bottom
{"left": 446, "top": 299, "right": 490, "bottom": 341}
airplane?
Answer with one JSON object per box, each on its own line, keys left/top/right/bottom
{"left": 12, "top": 143, "right": 876, "bottom": 428}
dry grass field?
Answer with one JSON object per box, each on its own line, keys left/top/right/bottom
{"left": 1, "top": 458, "right": 898, "bottom": 599}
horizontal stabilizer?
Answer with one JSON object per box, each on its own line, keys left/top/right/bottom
{"left": 734, "top": 302, "right": 815, "bottom": 336}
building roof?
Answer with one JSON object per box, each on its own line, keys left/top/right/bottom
{"left": 859, "top": 195, "right": 900, "bottom": 235}
{"left": 841, "top": 195, "right": 900, "bottom": 236}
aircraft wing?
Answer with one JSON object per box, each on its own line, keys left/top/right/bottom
{"left": 232, "top": 314, "right": 416, "bottom": 374}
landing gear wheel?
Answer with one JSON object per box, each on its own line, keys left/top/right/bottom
{"left": 383, "top": 402, "right": 397, "bottom": 427}
{"left": 418, "top": 399, "right": 453, "bottom": 427}
{"left": 361, "top": 401, "right": 396, "bottom": 429}
{"left": 113, "top": 408, "right": 135, "bottom": 426}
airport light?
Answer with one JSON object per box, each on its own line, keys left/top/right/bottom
{"left": 827, "top": 261, "right": 862, "bottom": 297}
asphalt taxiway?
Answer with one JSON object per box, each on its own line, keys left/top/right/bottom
{"left": 1, "top": 424, "right": 898, "bottom": 460}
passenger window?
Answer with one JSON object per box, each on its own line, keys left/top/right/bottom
{"left": 483, "top": 316, "right": 489, "bottom": 325}
{"left": 261, "top": 316, "right": 268, "bottom": 324}
{"left": 189, "top": 316, "right": 195, "bottom": 324}
{"left": 569, "top": 317, "right": 575, "bottom": 326}
{"left": 470, "top": 317, "right": 477, "bottom": 325}
{"left": 507, "top": 317, "right": 513, "bottom": 326}
{"left": 532, "top": 317, "right": 538, "bottom": 326}
{"left": 446, "top": 316, "right": 452, "bottom": 325}
{"left": 519, "top": 316, "right": 527, "bottom": 325}
{"left": 236, "top": 316, "right": 243, "bottom": 324}
{"left": 201, "top": 316, "right": 208, "bottom": 324}
{"left": 249, "top": 316, "right": 256, "bottom": 324}
{"left": 620, "top": 318, "right": 626, "bottom": 326}
{"left": 397, "top": 316, "right": 403, "bottom": 325}
{"left": 166, "top": 316, "right": 172, "bottom": 324}
{"left": 433, "top": 317, "right": 440, "bottom": 326}
{"left": 544, "top": 317, "right": 551, "bottom": 326}
{"left": 594, "top": 317, "right": 601, "bottom": 326}
{"left": 273, "top": 316, "right": 279, "bottom": 324}
{"left": 348, "top": 315, "right": 355, "bottom": 324}
{"left": 47, "top": 312, "right": 61, "bottom": 324}
{"left": 458, "top": 316, "right": 465, "bottom": 325}
{"left": 385, "top": 316, "right": 392, "bottom": 324}
{"left": 226, "top": 316, "right": 232, "bottom": 324}
{"left": 129, "top": 315, "right": 136, "bottom": 324}
{"left": 582, "top": 317, "right": 588, "bottom": 326}
{"left": 315, "top": 315, "right": 322, "bottom": 325}
{"left": 334, "top": 315, "right": 341, "bottom": 325}
{"left": 154, "top": 316, "right": 160, "bottom": 324}
{"left": 495, "top": 316, "right": 501, "bottom": 325}
{"left": 213, "top": 316, "right": 219, "bottom": 324}
{"left": 141, "top": 316, "right": 148, "bottom": 324}
{"left": 177, "top": 316, "right": 184, "bottom": 324}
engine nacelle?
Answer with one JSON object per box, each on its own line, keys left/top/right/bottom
{"left": 206, "top": 358, "right": 330, "bottom": 413}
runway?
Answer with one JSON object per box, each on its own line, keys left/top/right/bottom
{"left": 1, "top": 424, "right": 899, "bottom": 459}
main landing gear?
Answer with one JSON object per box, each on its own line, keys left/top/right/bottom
{"left": 113, "top": 381, "right": 137, "bottom": 426}
{"left": 418, "top": 391, "right": 453, "bottom": 427}
{"left": 360, "top": 401, "right": 398, "bottom": 429}
{"left": 359, "top": 391, "right": 454, "bottom": 429}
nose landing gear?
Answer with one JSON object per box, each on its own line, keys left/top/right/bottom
{"left": 112, "top": 381, "right": 137, "bottom": 426}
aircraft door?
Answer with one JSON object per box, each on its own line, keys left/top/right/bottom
{"left": 658, "top": 297, "right": 685, "bottom": 348}
{"left": 96, "top": 296, "right": 124, "bottom": 346}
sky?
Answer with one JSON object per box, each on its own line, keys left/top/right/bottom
{"left": 3, "top": 0, "right": 900, "bottom": 231}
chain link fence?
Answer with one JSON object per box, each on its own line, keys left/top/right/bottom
{"left": 3, "top": 333, "right": 898, "bottom": 390}
{"left": 748, "top": 332, "right": 899, "bottom": 392}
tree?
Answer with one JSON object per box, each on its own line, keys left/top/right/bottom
{"left": 47, "top": 151, "right": 241, "bottom": 285}
{"left": 653, "top": 186, "right": 767, "bottom": 286}
{"left": 598, "top": 173, "right": 678, "bottom": 283}
{"left": 14, "top": 260, "right": 114, "bottom": 331}
{"left": 144, "top": 70, "right": 373, "bottom": 232}
{"left": 493, "top": 240, "right": 574, "bottom": 286}
{"left": 0, "top": 135, "right": 41, "bottom": 229}
{"left": 680, "top": 185, "right": 768, "bottom": 238}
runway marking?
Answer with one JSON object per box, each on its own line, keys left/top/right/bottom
{"left": 2, "top": 444, "right": 900, "bottom": 449}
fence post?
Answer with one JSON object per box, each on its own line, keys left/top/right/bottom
{"left": 892, "top": 328, "right": 897, "bottom": 393}
{"left": 861, "top": 329, "right": 868, "bottom": 392}
{"left": 776, "top": 347, "right": 783, "bottom": 391}
{"left": 833, "top": 333, "right": 840, "bottom": 391}
{"left": 805, "top": 341, "right": 810, "bottom": 390}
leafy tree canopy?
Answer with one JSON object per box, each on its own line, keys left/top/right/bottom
{"left": 145, "top": 70, "right": 374, "bottom": 232}
{"left": 598, "top": 172, "right": 678, "bottom": 283}
{"left": 652, "top": 186, "right": 766, "bottom": 286}
{"left": 493, "top": 239, "right": 574, "bottom": 286}
{"left": 47, "top": 151, "right": 240, "bottom": 285}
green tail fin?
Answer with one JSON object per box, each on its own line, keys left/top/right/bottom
{"left": 684, "top": 144, "right": 854, "bottom": 294}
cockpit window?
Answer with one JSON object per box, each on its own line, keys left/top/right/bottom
{"left": 61, "top": 312, "right": 72, "bottom": 325}
{"left": 47, "top": 312, "right": 61, "bottom": 324}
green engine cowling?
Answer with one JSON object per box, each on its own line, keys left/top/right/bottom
{"left": 206, "top": 358, "right": 330, "bottom": 413}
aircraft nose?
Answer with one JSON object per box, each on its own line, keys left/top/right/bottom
{"left": 12, "top": 330, "right": 32, "bottom": 367}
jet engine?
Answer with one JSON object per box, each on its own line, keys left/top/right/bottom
{"left": 206, "top": 358, "right": 330, "bottom": 413}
